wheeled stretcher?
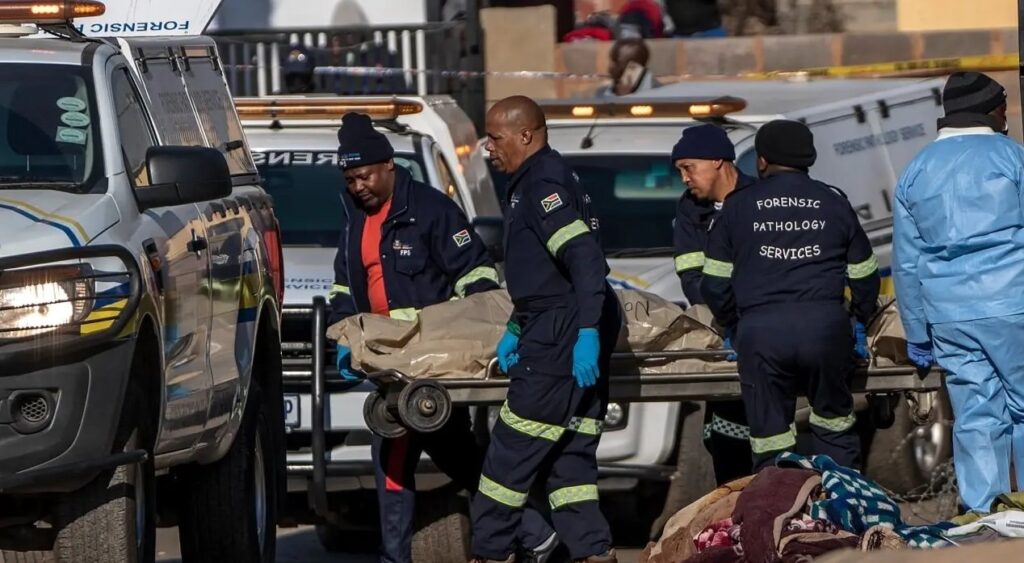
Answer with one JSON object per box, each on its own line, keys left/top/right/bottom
{"left": 312, "top": 289, "right": 944, "bottom": 440}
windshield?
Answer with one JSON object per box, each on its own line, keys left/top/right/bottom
{"left": 0, "top": 64, "right": 101, "bottom": 192}
{"left": 257, "top": 151, "right": 427, "bottom": 246}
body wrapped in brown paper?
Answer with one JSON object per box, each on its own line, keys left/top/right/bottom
{"left": 326, "top": 291, "right": 910, "bottom": 380}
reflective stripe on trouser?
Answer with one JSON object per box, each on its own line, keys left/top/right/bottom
{"left": 931, "top": 314, "right": 1024, "bottom": 512}
{"left": 373, "top": 408, "right": 554, "bottom": 562}
{"left": 736, "top": 303, "right": 860, "bottom": 472}
{"left": 471, "top": 365, "right": 612, "bottom": 561}
{"left": 703, "top": 401, "right": 755, "bottom": 485}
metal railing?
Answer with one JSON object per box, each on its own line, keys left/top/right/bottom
{"left": 209, "top": 18, "right": 486, "bottom": 128}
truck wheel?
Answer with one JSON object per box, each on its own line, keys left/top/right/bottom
{"left": 53, "top": 382, "right": 156, "bottom": 563}
{"left": 411, "top": 491, "right": 471, "bottom": 563}
{"left": 649, "top": 401, "right": 715, "bottom": 540}
{"left": 314, "top": 524, "right": 379, "bottom": 553}
{"left": 865, "top": 391, "right": 953, "bottom": 496}
{"left": 178, "top": 382, "right": 277, "bottom": 562}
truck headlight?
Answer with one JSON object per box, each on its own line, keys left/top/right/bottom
{"left": 604, "top": 403, "right": 627, "bottom": 430}
{"left": 0, "top": 266, "right": 93, "bottom": 339}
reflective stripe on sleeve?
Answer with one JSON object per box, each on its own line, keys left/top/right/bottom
{"left": 389, "top": 308, "right": 419, "bottom": 321}
{"left": 549, "top": 484, "right": 599, "bottom": 509}
{"left": 749, "top": 424, "right": 797, "bottom": 454}
{"left": 703, "top": 258, "right": 734, "bottom": 278}
{"left": 847, "top": 255, "right": 879, "bottom": 280}
{"left": 329, "top": 284, "right": 351, "bottom": 298}
{"left": 454, "top": 266, "right": 500, "bottom": 298}
{"left": 479, "top": 475, "right": 528, "bottom": 507}
{"left": 546, "top": 220, "right": 589, "bottom": 255}
{"left": 809, "top": 410, "right": 857, "bottom": 432}
{"left": 500, "top": 403, "right": 565, "bottom": 442}
{"left": 674, "top": 251, "right": 706, "bottom": 273}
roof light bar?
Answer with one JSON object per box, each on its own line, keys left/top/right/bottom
{"left": 234, "top": 98, "right": 423, "bottom": 120}
{"left": 0, "top": 0, "right": 105, "bottom": 24}
{"left": 541, "top": 97, "right": 748, "bottom": 120}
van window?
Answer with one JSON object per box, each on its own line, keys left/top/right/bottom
{"left": 434, "top": 151, "right": 465, "bottom": 211}
{"left": 257, "top": 151, "right": 426, "bottom": 246}
{"left": 0, "top": 64, "right": 101, "bottom": 192}
{"left": 112, "top": 69, "right": 157, "bottom": 188}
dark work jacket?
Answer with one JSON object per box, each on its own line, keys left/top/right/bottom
{"left": 673, "top": 172, "right": 756, "bottom": 305}
{"left": 329, "top": 168, "right": 499, "bottom": 325}
{"left": 701, "top": 171, "right": 881, "bottom": 334}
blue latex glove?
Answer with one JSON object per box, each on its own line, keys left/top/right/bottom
{"left": 723, "top": 336, "right": 737, "bottom": 362}
{"left": 335, "top": 344, "right": 361, "bottom": 381}
{"left": 854, "top": 322, "right": 869, "bottom": 360}
{"left": 496, "top": 329, "right": 520, "bottom": 374}
{"left": 907, "top": 341, "right": 934, "bottom": 370}
{"left": 572, "top": 328, "right": 601, "bottom": 388}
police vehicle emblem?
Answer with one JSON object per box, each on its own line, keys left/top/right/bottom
{"left": 541, "top": 193, "right": 564, "bottom": 213}
{"left": 452, "top": 229, "right": 472, "bottom": 248}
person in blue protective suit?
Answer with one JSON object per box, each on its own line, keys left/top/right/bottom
{"left": 892, "top": 71, "right": 1024, "bottom": 515}
{"left": 701, "top": 119, "right": 880, "bottom": 472}
{"left": 328, "top": 113, "right": 558, "bottom": 563}
{"left": 671, "top": 123, "right": 756, "bottom": 484}
{"left": 470, "top": 96, "right": 622, "bottom": 563}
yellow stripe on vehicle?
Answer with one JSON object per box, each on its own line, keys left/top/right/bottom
{"left": 750, "top": 424, "right": 797, "bottom": 454}
{"left": 0, "top": 197, "right": 90, "bottom": 243}
{"left": 546, "top": 220, "right": 589, "bottom": 255}
{"left": 703, "top": 258, "right": 734, "bottom": 278}
{"left": 675, "top": 252, "right": 706, "bottom": 273}
{"left": 848, "top": 255, "right": 879, "bottom": 280}
{"left": 80, "top": 299, "right": 127, "bottom": 335}
{"left": 549, "top": 484, "right": 599, "bottom": 509}
{"left": 479, "top": 475, "right": 527, "bottom": 508}
{"left": 810, "top": 411, "right": 857, "bottom": 433}
{"left": 454, "top": 266, "right": 499, "bottom": 298}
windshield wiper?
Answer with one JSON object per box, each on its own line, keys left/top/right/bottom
{"left": 605, "top": 247, "right": 675, "bottom": 258}
{"left": 0, "top": 177, "right": 77, "bottom": 189}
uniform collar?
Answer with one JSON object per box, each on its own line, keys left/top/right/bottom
{"left": 937, "top": 127, "right": 999, "bottom": 140}
{"left": 505, "top": 145, "right": 553, "bottom": 204}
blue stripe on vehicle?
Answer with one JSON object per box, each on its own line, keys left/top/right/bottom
{"left": 0, "top": 202, "right": 81, "bottom": 247}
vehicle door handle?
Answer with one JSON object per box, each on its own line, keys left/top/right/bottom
{"left": 187, "top": 236, "right": 208, "bottom": 254}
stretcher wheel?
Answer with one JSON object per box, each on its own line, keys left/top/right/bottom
{"left": 363, "top": 391, "right": 407, "bottom": 438}
{"left": 397, "top": 380, "right": 452, "bottom": 434}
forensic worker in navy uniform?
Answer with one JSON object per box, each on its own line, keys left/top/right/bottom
{"left": 671, "top": 123, "right": 756, "bottom": 484}
{"left": 470, "top": 96, "right": 621, "bottom": 563}
{"left": 700, "top": 120, "right": 880, "bottom": 471}
{"left": 329, "top": 113, "right": 557, "bottom": 563}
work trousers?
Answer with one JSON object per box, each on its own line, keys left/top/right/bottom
{"left": 372, "top": 407, "right": 554, "bottom": 563}
{"left": 703, "top": 400, "right": 753, "bottom": 484}
{"left": 735, "top": 303, "right": 860, "bottom": 472}
{"left": 931, "top": 313, "right": 1024, "bottom": 513}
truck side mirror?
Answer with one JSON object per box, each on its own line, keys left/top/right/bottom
{"left": 472, "top": 216, "right": 504, "bottom": 264}
{"left": 136, "top": 146, "right": 232, "bottom": 211}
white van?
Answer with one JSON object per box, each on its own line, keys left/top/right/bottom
{"left": 0, "top": 3, "right": 285, "bottom": 562}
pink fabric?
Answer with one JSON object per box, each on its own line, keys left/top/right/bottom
{"left": 695, "top": 518, "right": 737, "bottom": 551}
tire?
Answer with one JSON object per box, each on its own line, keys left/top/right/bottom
{"left": 1, "top": 551, "right": 54, "bottom": 562}
{"left": 411, "top": 491, "right": 471, "bottom": 563}
{"left": 864, "top": 391, "right": 953, "bottom": 496}
{"left": 178, "top": 382, "right": 277, "bottom": 563}
{"left": 649, "top": 401, "right": 715, "bottom": 540}
{"left": 314, "top": 524, "right": 379, "bottom": 554}
{"left": 51, "top": 379, "right": 156, "bottom": 563}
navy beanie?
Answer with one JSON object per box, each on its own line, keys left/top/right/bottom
{"left": 755, "top": 119, "right": 817, "bottom": 169}
{"left": 337, "top": 112, "right": 394, "bottom": 170}
{"left": 671, "top": 124, "right": 735, "bottom": 163}
{"left": 942, "top": 71, "right": 1007, "bottom": 116}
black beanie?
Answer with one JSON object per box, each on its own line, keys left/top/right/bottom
{"left": 755, "top": 120, "right": 817, "bottom": 169}
{"left": 337, "top": 112, "right": 394, "bottom": 170}
{"left": 671, "top": 124, "right": 736, "bottom": 162}
{"left": 942, "top": 72, "right": 1007, "bottom": 116}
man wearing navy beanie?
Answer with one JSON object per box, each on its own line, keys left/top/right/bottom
{"left": 330, "top": 112, "right": 558, "bottom": 562}
{"left": 670, "top": 123, "right": 755, "bottom": 486}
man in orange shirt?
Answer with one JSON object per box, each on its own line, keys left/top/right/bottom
{"left": 328, "top": 113, "right": 558, "bottom": 563}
